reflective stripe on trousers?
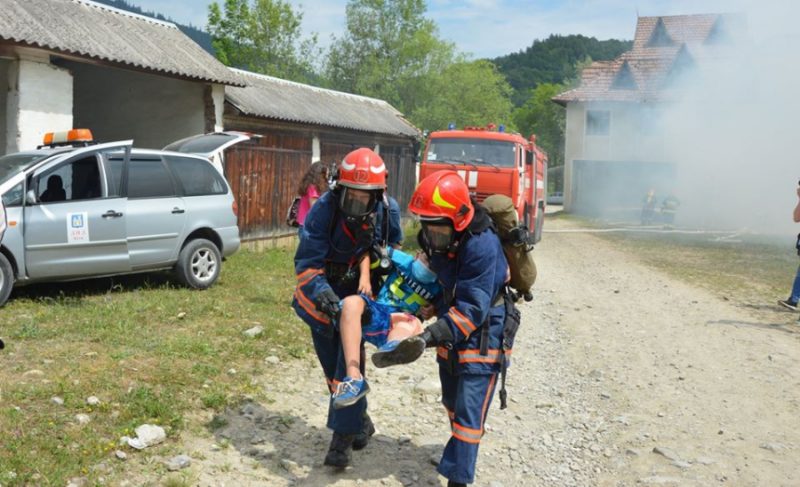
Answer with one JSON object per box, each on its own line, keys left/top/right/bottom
{"left": 437, "top": 365, "right": 498, "bottom": 484}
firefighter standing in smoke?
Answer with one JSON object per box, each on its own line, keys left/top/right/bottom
{"left": 292, "top": 148, "right": 402, "bottom": 467}
{"left": 408, "top": 170, "right": 510, "bottom": 487}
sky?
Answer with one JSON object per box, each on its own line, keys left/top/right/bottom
{"left": 129, "top": 0, "right": 742, "bottom": 59}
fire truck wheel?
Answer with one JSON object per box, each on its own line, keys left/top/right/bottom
{"left": 524, "top": 203, "right": 532, "bottom": 229}
{"left": 533, "top": 213, "right": 543, "bottom": 244}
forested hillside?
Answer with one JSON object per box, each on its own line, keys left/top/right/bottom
{"left": 493, "top": 34, "right": 632, "bottom": 105}
{"left": 90, "top": 0, "right": 214, "bottom": 54}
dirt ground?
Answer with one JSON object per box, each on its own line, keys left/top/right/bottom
{"left": 125, "top": 216, "right": 800, "bottom": 487}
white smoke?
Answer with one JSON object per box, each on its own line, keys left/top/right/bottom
{"left": 659, "top": 0, "right": 800, "bottom": 235}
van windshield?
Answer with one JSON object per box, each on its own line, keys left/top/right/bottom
{"left": 0, "top": 153, "right": 51, "bottom": 185}
{"left": 426, "top": 138, "right": 516, "bottom": 167}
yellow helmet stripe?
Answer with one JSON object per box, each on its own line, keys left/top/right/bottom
{"left": 432, "top": 186, "right": 456, "bottom": 209}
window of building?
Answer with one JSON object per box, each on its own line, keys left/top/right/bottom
{"left": 165, "top": 156, "right": 227, "bottom": 196}
{"left": 127, "top": 158, "right": 176, "bottom": 199}
{"left": 586, "top": 110, "right": 611, "bottom": 136}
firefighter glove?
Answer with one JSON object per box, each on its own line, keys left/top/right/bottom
{"left": 420, "top": 318, "right": 454, "bottom": 348}
{"left": 315, "top": 288, "right": 342, "bottom": 321}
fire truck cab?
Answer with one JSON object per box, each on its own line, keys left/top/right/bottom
{"left": 419, "top": 125, "right": 548, "bottom": 242}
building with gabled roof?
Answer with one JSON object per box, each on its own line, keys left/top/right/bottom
{"left": 0, "top": 0, "right": 243, "bottom": 153}
{"left": 553, "top": 13, "right": 743, "bottom": 214}
{"left": 0, "top": 0, "right": 421, "bottom": 244}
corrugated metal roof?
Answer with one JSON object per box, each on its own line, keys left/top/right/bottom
{"left": 0, "top": 0, "right": 243, "bottom": 86}
{"left": 226, "top": 68, "right": 420, "bottom": 138}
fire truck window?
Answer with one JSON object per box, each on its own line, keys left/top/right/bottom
{"left": 428, "top": 139, "right": 516, "bottom": 167}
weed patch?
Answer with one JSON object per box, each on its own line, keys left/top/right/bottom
{"left": 0, "top": 249, "right": 308, "bottom": 485}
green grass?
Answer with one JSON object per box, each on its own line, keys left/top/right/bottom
{"left": 0, "top": 248, "right": 309, "bottom": 486}
{"left": 593, "top": 229, "right": 795, "bottom": 303}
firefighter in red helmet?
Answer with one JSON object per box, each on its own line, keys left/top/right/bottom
{"left": 292, "top": 147, "right": 402, "bottom": 467}
{"left": 408, "top": 170, "right": 510, "bottom": 487}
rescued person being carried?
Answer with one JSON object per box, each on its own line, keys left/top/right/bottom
{"left": 332, "top": 247, "right": 442, "bottom": 409}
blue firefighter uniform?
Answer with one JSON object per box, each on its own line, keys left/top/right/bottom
{"left": 292, "top": 190, "right": 402, "bottom": 436}
{"left": 429, "top": 225, "right": 509, "bottom": 485}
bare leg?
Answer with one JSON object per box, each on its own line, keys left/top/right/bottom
{"left": 340, "top": 295, "right": 366, "bottom": 379}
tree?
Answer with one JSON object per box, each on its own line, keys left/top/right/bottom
{"left": 208, "top": 0, "right": 319, "bottom": 82}
{"left": 324, "top": 0, "right": 456, "bottom": 116}
{"left": 493, "top": 34, "right": 631, "bottom": 106}
{"left": 411, "top": 60, "right": 514, "bottom": 132}
{"left": 513, "top": 83, "right": 566, "bottom": 171}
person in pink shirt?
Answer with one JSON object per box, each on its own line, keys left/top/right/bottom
{"left": 297, "top": 162, "right": 329, "bottom": 228}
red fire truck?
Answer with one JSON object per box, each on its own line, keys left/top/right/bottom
{"left": 419, "top": 124, "right": 548, "bottom": 242}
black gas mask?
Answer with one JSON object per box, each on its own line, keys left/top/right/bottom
{"left": 420, "top": 220, "right": 457, "bottom": 255}
{"left": 336, "top": 187, "right": 380, "bottom": 250}
{"left": 338, "top": 187, "right": 380, "bottom": 220}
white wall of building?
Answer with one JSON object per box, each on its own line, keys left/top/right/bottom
{"left": 210, "top": 84, "right": 225, "bottom": 133}
{"left": 70, "top": 62, "right": 206, "bottom": 148}
{"left": 0, "top": 59, "right": 9, "bottom": 154}
{"left": 5, "top": 57, "right": 73, "bottom": 153}
{"left": 563, "top": 101, "right": 668, "bottom": 210}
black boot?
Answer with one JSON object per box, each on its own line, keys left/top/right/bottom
{"left": 324, "top": 432, "right": 353, "bottom": 467}
{"left": 352, "top": 413, "right": 375, "bottom": 450}
{"left": 447, "top": 481, "right": 467, "bottom": 487}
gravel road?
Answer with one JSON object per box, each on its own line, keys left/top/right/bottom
{"left": 127, "top": 216, "right": 800, "bottom": 487}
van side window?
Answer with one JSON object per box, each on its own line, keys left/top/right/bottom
{"left": 2, "top": 182, "right": 23, "bottom": 207}
{"left": 37, "top": 156, "right": 102, "bottom": 203}
{"left": 128, "top": 159, "right": 176, "bottom": 198}
{"left": 106, "top": 158, "right": 124, "bottom": 197}
{"left": 165, "top": 156, "right": 227, "bottom": 196}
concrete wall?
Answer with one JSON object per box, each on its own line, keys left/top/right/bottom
{"left": 70, "top": 62, "right": 206, "bottom": 148}
{"left": 5, "top": 57, "right": 73, "bottom": 153}
{"left": 563, "top": 101, "right": 667, "bottom": 210}
{"left": 0, "top": 59, "right": 9, "bottom": 154}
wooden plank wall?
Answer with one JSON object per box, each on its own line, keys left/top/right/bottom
{"left": 225, "top": 134, "right": 312, "bottom": 240}
{"left": 224, "top": 131, "right": 417, "bottom": 242}
{"left": 321, "top": 142, "right": 416, "bottom": 213}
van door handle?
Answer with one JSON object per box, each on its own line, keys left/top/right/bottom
{"left": 171, "top": 207, "right": 185, "bottom": 214}
{"left": 102, "top": 210, "right": 123, "bottom": 218}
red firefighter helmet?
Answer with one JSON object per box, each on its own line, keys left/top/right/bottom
{"left": 338, "top": 148, "right": 386, "bottom": 190}
{"left": 408, "top": 170, "right": 474, "bottom": 232}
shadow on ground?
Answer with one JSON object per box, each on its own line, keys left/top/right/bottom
{"left": 211, "top": 400, "right": 443, "bottom": 485}
{"left": 9, "top": 271, "right": 177, "bottom": 303}
{"left": 707, "top": 319, "right": 799, "bottom": 335}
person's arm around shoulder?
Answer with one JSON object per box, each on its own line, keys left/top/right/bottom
{"left": 793, "top": 187, "right": 800, "bottom": 223}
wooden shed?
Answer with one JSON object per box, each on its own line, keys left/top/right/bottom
{"left": 223, "top": 69, "right": 420, "bottom": 243}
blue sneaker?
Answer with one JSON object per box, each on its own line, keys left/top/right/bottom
{"left": 332, "top": 376, "right": 370, "bottom": 409}
{"left": 372, "top": 336, "right": 426, "bottom": 368}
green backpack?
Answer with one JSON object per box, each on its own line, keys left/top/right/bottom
{"left": 481, "top": 195, "right": 537, "bottom": 300}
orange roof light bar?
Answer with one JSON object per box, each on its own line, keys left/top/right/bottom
{"left": 42, "top": 129, "right": 94, "bottom": 145}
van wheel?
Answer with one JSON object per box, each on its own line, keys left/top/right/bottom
{"left": 175, "top": 239, "right": 221, "bottom": 289}
{"left": 0, "top": 252, "right": 14, "bottom": 307}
